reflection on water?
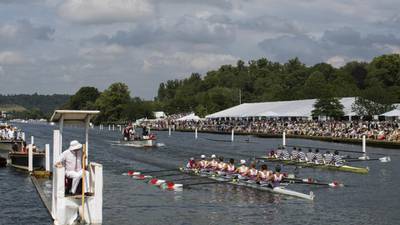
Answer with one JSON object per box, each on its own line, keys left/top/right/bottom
{"left": 1, "top": 123, "right": 399, "bottom": 225}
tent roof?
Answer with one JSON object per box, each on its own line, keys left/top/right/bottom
{"left": 50, "top": 110, "right": 100, "bottom": 123}
{"left": 206, "top": 97, "right": 357, "bottom": 118}
{"left": 177, "top": 113, "right": 201, "bottom": 121}
{"left": 381, "top": 109, "right": 400, "bottom": 117}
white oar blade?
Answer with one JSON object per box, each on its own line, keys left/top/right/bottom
{"left": 379, "top": 156, "right": 391, "bottom": 163}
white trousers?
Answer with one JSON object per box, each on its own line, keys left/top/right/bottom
{"left": 65, "top": 170, "right": 89, "bottom": 194}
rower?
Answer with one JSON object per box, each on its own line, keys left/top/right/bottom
{"left": 226, "top": 158, "right": 236, "bottom": 174}
{"left": 268, "top": 150, "right": 275, "bottom": 158}
{"left": 208, "top": 154, "right": 219, "bottom": 170}
{"left": 314, "top": 149, "right": 324, "bottom": 164}
{"left": 217, "top": 156, "right": 227, "bottom": 171}
{"left": 186, "top": 157, "right": 197, "bottom": 169}
{"left": 306, "top": 148, "right": 315, "bottom": 162}
{"left": 198, "top": 155, "right": 208, "bottom": 169}
{"left": 281, "top": 147, "right": 290, "bottom": 160}
{"left": 235, "top": 160, "right": 249, "bottom": 178}
{"left": 333, "top": 150, "right": 344, "bottom": 166}
{"left": 246, "top": 163, "right": 258, "bottom": 180}
{"left": 298, "top": 148, "right": 306, "bottom": 162}
{"left": 291, "top": 147, "right": 299, "bottom": 160}
{"left": 275, "top": 146, "right": 283, "bottom": 158}
{"left": 272, "top": 165, "right": 285, "bottom": 187}
{"left": 323, "top": 151, "right": 334, "bottom": 165}
{"left": 257, "top": 164, "right": 272, "bottom": 183}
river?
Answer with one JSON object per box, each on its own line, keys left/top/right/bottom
{"left": 1, "top": 123, "right": 399, "bottom": 225}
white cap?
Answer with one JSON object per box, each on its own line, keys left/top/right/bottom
{"left": 201, "top": 155, "right": 206, "bottom": 159}
{"left": 211, "top": 154, "right": 216, "bottom": 159}
{"left": 240, "top": 159, "right": 246, "bottom": 164}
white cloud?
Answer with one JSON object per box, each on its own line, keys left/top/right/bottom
{"left": 143, "top": 52, "right": 237, "bottom": 73}
{"left": 0, "top": 51, "right": 26, "bottom": 65}
{"left": 58, "top": 0, "right": 154, "bottom": 24}
{"left": 79, "top": 44, "right": 126, "bottom": 61}
{"left": 326, "top": 56, "right": 347, "bottom": 68}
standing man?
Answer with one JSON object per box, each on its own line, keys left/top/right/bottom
{"left": 56, "top": 140, "right": 88, "bottom": 195}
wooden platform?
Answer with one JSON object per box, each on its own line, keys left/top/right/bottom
{"left": 30, "top": 176, "right": 52, "bottom": 218}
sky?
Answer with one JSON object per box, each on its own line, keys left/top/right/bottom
{"left": 0, "top": 0, "right": 400, "bottom": 99}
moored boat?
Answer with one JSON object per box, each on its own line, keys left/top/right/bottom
{"left": 8, "top": 151, "right": 45, "bottom": 171}
{"left": 259, "top": 157, "right": 369, "bottom": 174}
{"left": 121, "top": 135, "right": 157, "bottom": 147}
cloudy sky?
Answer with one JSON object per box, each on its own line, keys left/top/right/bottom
{"left": 1, "top": 0, "right": 400, "bottom": 98}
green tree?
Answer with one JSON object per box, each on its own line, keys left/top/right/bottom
{"left": 312, "top": 97, "right": 344, "bottom": 119}
{"left": 66, "top": 87, "right": 100, "bottom": 110}
{"left": 95, "top": 82, "right": 131, "bottom": 123}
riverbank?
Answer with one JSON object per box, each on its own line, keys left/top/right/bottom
{"left": 155, "top": 128, "right": 400, "bottom": 149}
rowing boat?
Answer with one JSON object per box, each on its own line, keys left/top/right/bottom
{"left": 181, "top": 168, "right": 315, "bottom": 201}
{"left": 259, "top": 157, "right": 369, "bottom": 174}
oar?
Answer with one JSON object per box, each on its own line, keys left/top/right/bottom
{"left": 285, "top": 145, "right": 386, "bottom": 156}
{"left": 345, "top": 156, "right": 391, "bottom": 163}
{"left": 135, "top": 168, "right": 179, "bottom": 174}
{"left": 184, "top": 180, "right": 231, "bottom": 187}
{"left": 283, "top": 177, "right": 343, "bottom": 187}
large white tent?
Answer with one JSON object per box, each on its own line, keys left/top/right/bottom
{"left": 206, "top": 97, "right": 357, "bottom": 119}
{"left": 381, "top": 109, "right": 400, "bottom": 117}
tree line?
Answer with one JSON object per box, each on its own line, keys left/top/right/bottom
{"left": 4, "top": 53, "right": 400, "bottom": 122}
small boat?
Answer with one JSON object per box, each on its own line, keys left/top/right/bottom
{"left": 120, "top": 135, "right": 157, "bottom": 147}
{"left": 8, "top": 150, "right": 45, "bottom": 171}
{"left": 259, "top": 157, "right": 369, "bottom": 174}
{"left": 0, "top": 139, "right": 23, "bottom": 152}
{"left": 181, "top": 168, "right": 315, "bottom": 201}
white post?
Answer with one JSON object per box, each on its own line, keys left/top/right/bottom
{"left": 195, "top": 128, "right": 198, "bottom": 140}
{"left": 360, "top": 134, "right": 368, "bottom": 160}
{"left": 53, "top": 130, "right": 62, "bottom": 166}
{"left": 31, "top": 135, "right": 34, "bottom": 145}
{"left": 108, "top": 125, "right": 111, "bottom": 131}
{"left": 231, "top": 129, "right": 234, "bottom": 142}
{"left": 148, "top": 127, "right": 151, "bottom": 133}
{"left": 168, "top": 126, "right": 171, "bottom": 136}
{"left": 45, "top": 144, "right": 50, "bottom": 172}
{"left": 283, "top": 131, "right": 286, "bottom": 147}
{"left": 28, "top": 137, "right": 33, "bottom": 172}
{"left": 85, "top": 116, "right": 90, "bottom": 165}
{"left": 112, "top": 124, "right": 115, "bottom": 131}
{"left": 22, "top": 132, "right": 26, "bottom": 141}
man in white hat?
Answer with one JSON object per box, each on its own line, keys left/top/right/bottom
{"left": 55, "top": 140, "right": 89, "bottom": 195}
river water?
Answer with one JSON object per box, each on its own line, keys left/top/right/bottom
{"left": 1, "top": 123, "right": 400, "bottom": 225}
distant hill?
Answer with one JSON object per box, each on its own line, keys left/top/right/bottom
{"left": 0, "top": 104, "right": 26, "bottom": 112}
{"left": 0, "top": 94, "right": 70, "bottom": 115}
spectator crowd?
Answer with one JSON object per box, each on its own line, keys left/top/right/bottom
{"left": 143, "top": 118, "right": 400, "bottom": 142}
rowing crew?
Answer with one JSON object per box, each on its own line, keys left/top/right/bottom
{"left": 186, "top": 155, "right": 287, "bottom": 185}
{"left": 270, "top": 146, "right": 344, "bottom": 166}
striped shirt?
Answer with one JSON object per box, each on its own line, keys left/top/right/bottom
{"left": 314, "top": 153, "right": 324, "bottom": 164}
{"left": 276, "top": 149, "right": 283, "bottom": 158}
{"left": 324, "top": 154, "right": 333, "bottom": 164}
{"left": 298, "top": 152, "right": 306, "bottom": 161}
{"left": 333, "top": 155, "right": 343, "bottom": 166}
{"left": 291, "top": 150, "right": 299, "bottom": 160}
{"left": 306, "top": 152, "right": 315, "bottom": 162}
{"left": 281, "top": 150, "right": 290, "bottom": 160}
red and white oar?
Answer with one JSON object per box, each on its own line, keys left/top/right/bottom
{"left": 160, "top": 181, "right": 183, "bottom": 190}
{"left": 149, "top": 178, "right": 167, "bottom": 186}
